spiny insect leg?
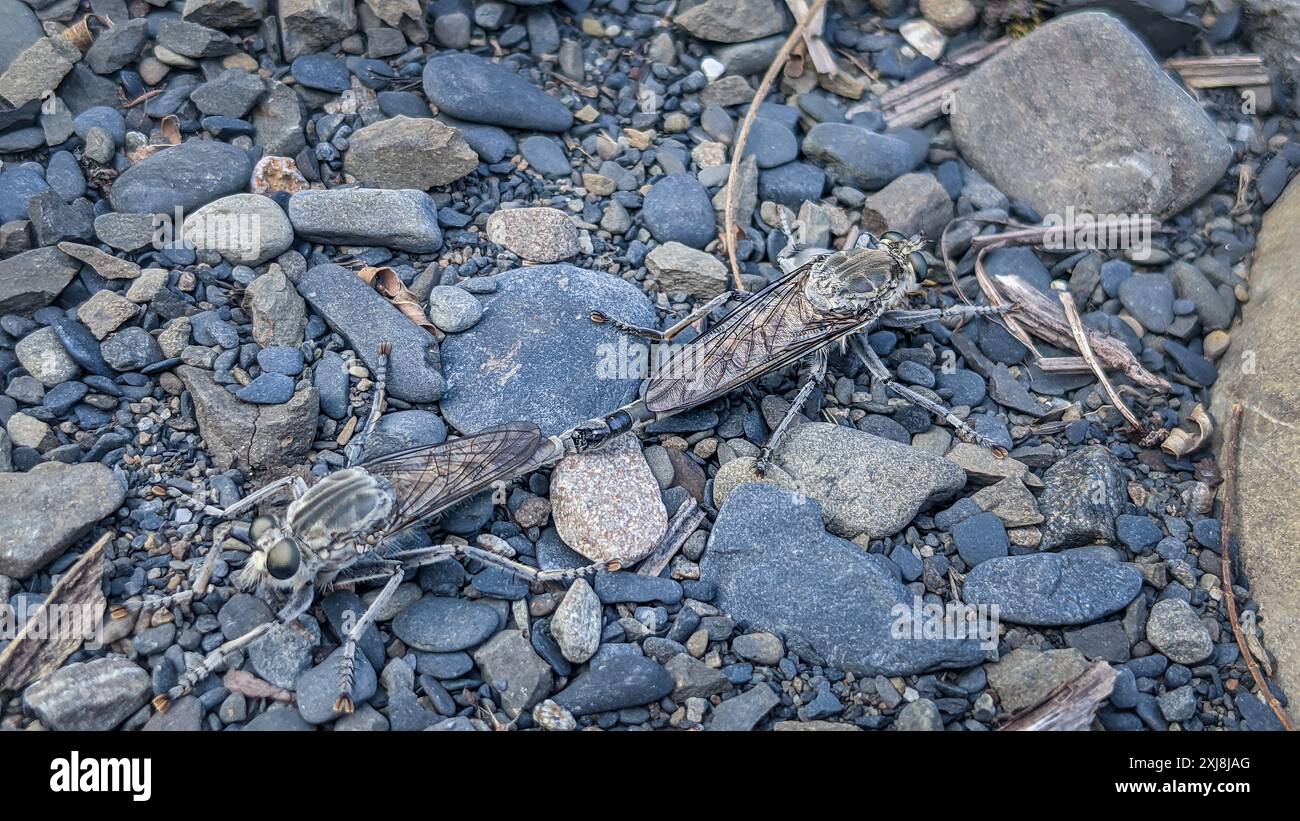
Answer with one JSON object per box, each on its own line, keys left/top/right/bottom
{"left": 190, "top": 473, "right": 301, "bottom": 520}
{"left": 110, "top": 589, "right": 194, "bottom": 621}
{"left": 852, "top": 336, "right": 1008, "bottom": 457}
{"left": 346, "top": 341, "right": 391, "bottom": 467}
{"left": 333, "top": 568, "right": 403, "bottom": 714}
{"left": 590, "top": 290, "right": 742, "bottom": 343}
{"left": 879, "top": 302, "right": 1015, "bottom": 330}
{"left": 156, "top": 586, "right": 313, "bottom": 712}
{"left": 755, "top": 349, "right": 829, "bottom": 475}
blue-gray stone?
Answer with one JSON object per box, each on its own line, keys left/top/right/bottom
{"left": 100, "top": 327, "right": 163, "bottom": 371}
{"left": 46, "top": 152, "right": 86, "bottom": 201}
{"left": 551, "top": 653, "right": 674, "bottom": 716}
{"left": 235, "top": 373, "right": 294, "bottom": 404}
{"left": 0, "top": 165, "right": 49, "bottom": 223}
{"left": 757, "top": 161, "right": 826, "bottom": 210}
{"left": 1118, "top": 273, "right": 1175, "bottom": 333}
{"left": 642, "top": 173, "right": 716, "bottom": 249}
{"left": 437, "top": 114, "right": 515, "bottom": 163}
{"left": 1101, "top": 259, "right": 1132, "bottom": 298}
{"left": 952, "top": 511, "right": 1009, "bottom": 567}
{"left": 519, "top": 135, "right": 570, "bottom": 177}
{"left": 935, "top": 367, "right": 986, "bottom": 407}
{"left": 801, "top": 123, "right": 916, "bottom": 189}
{"left": 983, "top": 247, "right": 1053, "bottom": 294}
{"left": 702, "top": 483, "right": 988, "bottom": 676}
{"left": 1116, "top": 514, "right": 1163, "bottom": 553}
{"left": 256, "top": 346, "right": 304, "bottom": 376}
{"left": 361, "top": 409, "right": 448, "bottom": 460}
{"left": 963, "top": 552, "right": 1143, "bottom": 626}
{"left": 439, "top": 264, "right": 654, "bottom": 436}
{"left": 296, "top": 263, "right": 444, "bottom": 403}
{"left": 109, "top": 140, "right": 252, "bottom": 214}
{"left": 73, "top": 106, "right": 126, "bottom": 145}
{"left": 191, "top": 311, "right": 239, "bottom": 349}
{"left": 42, "top": 381, "right": 87, "bottom": 415}
{"left": 1161, "top": 339, "right": 1217, "bottom": 386}
{"left": 290, "top": 54, "right": 350, "bottom": 93}
{"left": 741, "top": 118, "right": 798, "bottom": 169}
{"left": 391, "top": 595, "right": 498, "bottom": 652}
{"left": 422, "top": 53, "right": 573, "bottom": 132}
{"left": 313, "top": 350, "right": 348, "bottom": 419}
{"left": 594, "top": 572, "right": 683, "bottom": 605}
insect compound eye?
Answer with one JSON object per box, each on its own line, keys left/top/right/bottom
{"left": 249, "top": 515, "right": 274, "bottom": 542}
{"left": 266, "top": 539, "right": 301, "bottom": 580}
{"left": 908, "top": 251, "right": 929, "bottom": 279}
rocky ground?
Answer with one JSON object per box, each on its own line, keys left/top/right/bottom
{"left": 0, "top": 0, "right": 1296, "bottom": 731}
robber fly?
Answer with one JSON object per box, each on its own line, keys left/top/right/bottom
{"left": 531, "top": 229, "right": 1014, "bottom": 472}
{"left": 120, "top": 347, "right": 602, "bottom": 715}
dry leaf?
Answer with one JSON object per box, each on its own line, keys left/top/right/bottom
{"left": 222, "top": 669, "right": 294, "bottom": 702}
{"left": 0, "top": 533, "right": 110, "bottom": 693}
{"left": 357, "top": 266, "right": 443, "bottom": 339}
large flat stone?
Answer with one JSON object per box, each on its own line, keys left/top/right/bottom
{"left": 439, "top": 264, "right": 654, "bottom": 436}
{"left": 702, "top": 483, "right": 989, "bottom": 676}
{"left": 951, "top": 12, "right": 1231, "bottom": 219}
{"left": 1210, "top": 174, "right": 1300, "bottom": 724}
{"left": 295, "top": 263, "right": 444, "bottom": 403}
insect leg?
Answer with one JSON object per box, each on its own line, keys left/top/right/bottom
{"left": 346, "top": 341, "right": 391, "bottom": 467}
{"left": 110, "top": 589, "right": 194, "bottom": 621}
{"left": 852, "top": 337, "right": 1008, "bottom": 456}
{"left": 755, "top": 349, "right": 829, "bottom": 475}
{"left": 590, "top": 290, "right": 740, "bottom": 343}
{"left": 333, "top": 568, "right": 403, "bottom": 714}
{"left": 878, "top": 303, "right": 1015, "bottom": 330}
{"left": 157, "top": 585, "right": 315, "bottom": 711}
{"left": 193, "top": 474, "right": 300, "bottom": 520}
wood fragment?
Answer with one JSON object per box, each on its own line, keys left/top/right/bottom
{"left": 1058, "top": 291, "right": 1147, "bottom": 433}
{"left": 637, "top": 497, "right": 705, "bottom": 578}
{"left": 859, "top": 38, "right": 1011, "bottom": 128}
{"left": 723, "top": 0, "right": 829, "bottom": 291}
{"left": 357, "top": 265, "right": 444, "bottom": 340}
{"left": 1220, "top": 404, "right": 1295, "bottom": 731}
{"left": 990, "top": 272, "right": 1173, "bottom": 393}
{"left": 222, "top": 669, "right": 294, "bottom": 703}
{"left": 1165, "top": 54, "right": 1269, "bottom": 88}
{"left": 999, "top": 661, "right": 1118, "bottom": 731}
{"left": 0, "top": 533, "right": 111, "bottom": 693}
{"left": 783, "top": 0, "right": 837, "bottom": 76}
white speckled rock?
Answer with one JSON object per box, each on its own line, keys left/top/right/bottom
{"left": 550, "top": 578, "right": 602, "bottom": 664}
{"left": 485, "top": 207, "right": 579, "bottom": 263}
{"left": 549, "top": 433, "right": 667, "bottom": 565}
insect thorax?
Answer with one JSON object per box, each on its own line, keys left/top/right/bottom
{"left": 286, "top": 468, "right": 395, "bottom": 553}
{"left": 803, "top": 247, "right": 911, "bottom": 317}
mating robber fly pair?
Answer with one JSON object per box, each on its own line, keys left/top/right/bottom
{"left": 128, "top": 228, "right": 1013, "bottom": 714}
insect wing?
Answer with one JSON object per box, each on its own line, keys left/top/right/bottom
{"left": 644, "top": 268, "right": 864, "bottom": 412}
{"left": 362, "top": 422, "right": 543, "bottom": 535}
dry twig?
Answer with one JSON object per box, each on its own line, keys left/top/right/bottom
{"left": 1058, "top": 291, "right": 1146, "bottom": 433}
{"left": 1220, "top": 403, "right": 1295, "bottom": 731}
{"left": 999, "top": 661, "right": 1118, "bottom": 731}
{"left": 0, "top": 533, "right": 111, "bottom": 693}
{"left": 723, "top": 0, "right": 829, "bottom": 290}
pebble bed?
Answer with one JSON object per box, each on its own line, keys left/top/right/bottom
{"left": 0, "top": 0, "right": 1294, "bottom": 732}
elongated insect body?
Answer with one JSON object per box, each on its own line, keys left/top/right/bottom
{"left": 540, "top": 230, "right": 1013, "bottom": 461}
{"left": 136, "top": 414, "right": 613, "bottom": 714}
{"left": 233, "top": 422, "right": 545, "bottom": 597}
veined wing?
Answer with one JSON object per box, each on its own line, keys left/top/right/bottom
{"left": 363, "top": 422, "right": 542, "bottom": 535}
{"left": 644, "top": 268, "right": 865, "bottom": 413}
